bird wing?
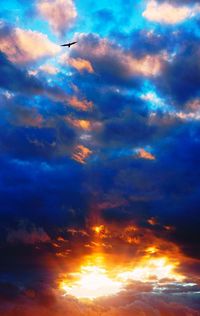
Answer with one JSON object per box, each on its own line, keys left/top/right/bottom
{"left": 60, "top": 42, "right": 77, "bottom": 47}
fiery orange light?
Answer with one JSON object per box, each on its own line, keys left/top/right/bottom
{"left": 59, "top": 255, "right": 184, "bottom": 300}
{"left": 59, "top": 224, "right": 186, "bottom": 300}
{"left": 145, "top": 246, "right": 158, "bottom": 254}
{"left": 60, "top": 265, "right": 122, "bottom": 300}
{"left": 93, "top": 225, "right": 105, "bottom": 234}
{"left": 118, "top": 257, "right": 184, "bottom": 283}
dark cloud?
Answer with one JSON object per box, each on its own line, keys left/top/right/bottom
{"left": 0, "top": 281, "right": 199, "bottom": 316}
{"left": 0, "top": 1, "right": 200, "bottom": 313}
{"left": 0, "top": 52, "right": 42, "bottom": 94}
{"left": 71, "top": 33, "right": 159, "bottom": 88}
{"left": 97, "top": 110, "right": 156, "bottom": 148}
{"left": 155, "top": 41, "right": 200, "bottom": 105}
{"left": 0, "top": 52, "right": 71, "bottom": 106}
{"left": 6, "top": 220, "right": 50, "bottom": 245}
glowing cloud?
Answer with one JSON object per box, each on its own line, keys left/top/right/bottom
{"left": 60, "top": 256, "right": 184, "bottom": 300}
{"left": 143, "top": 0, "right": 196, "bottom": 24}
{"left": 69, "top": 58, "right": 94, "bottom": 73}
{"left": 118, "top": 257, "right": 184, "bottom": 283}
{"left": 60, "top": 266, "right": 122, "bottom": 299}
{"left": 72, "top": 145, "right": 92, "bottom": 164}
{"left": 66, "top": 117, "right": 92, "bottom": 130}
{"left": 136, "top": 148, "right": 156, "bottom": 160}
{"left": 37, "top": 0, "right": 77, "bottom": 36}
{"left": 0, "top": 26, "right": 60, "bottom": 64}
{"left": 68, "top": 96, "right": 93, "bottom": 111}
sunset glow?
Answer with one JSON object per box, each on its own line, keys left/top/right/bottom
{"left": 118, "top": 257, "right": 184, "bottom": 283}
{"left": 60, "top": 265, "right": 122, "bottom": 299}
{"left": 60, "top": 254, "right": 184, "bottom": 300}
{"left": 1, "top": 0, "right": 200, "bottom": 314}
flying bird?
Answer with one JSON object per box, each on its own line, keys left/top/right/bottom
{"left": 60, "top": 41, "right": 77, "bottom": 48}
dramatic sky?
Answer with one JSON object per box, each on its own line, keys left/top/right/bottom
{"left": 0, "top": 0, "right": 200, "bottom": 315}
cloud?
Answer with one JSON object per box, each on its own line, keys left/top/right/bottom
{"left": 6, "top": 221, "right": 50, "bottom": 245}
{"left": 0, "top": 51, "right": 71, "bottom": 105}
{"left": 0, "top": 283, "right": 200, "bottom": 316}
{"left": 37, "top": 0, "right": 77, "bottom": 36}
{"left": 0, "top": 52, "right": 44, "bottom": 94}
{"left": 72, "top": 145, "right": 92, "bottom": 164}
{"left": 68, "top": 96, "right": 94, "bottom": 111}
{"left": 39, "top": 63, "right": 59, "bottom": 75}
{"left": 155, "top": 39, "right": 200, "bottom": 104}
{"left": 156, "top": 0, "right": 200, "bottom": 5}
{"left": 143, "top": 0, "right": 200, "bottom": 24}
{"left": 66, "top": 117, "right": 92, "bottom": 130}
{"left": 0, "top": 98, "right": 44, "bottom": 128}
{"left": 68, "top": 58, "right": 94, "bottom": 73}
{"left": 96, "top": 110, "right": 156, "bottom": 148}
{"left": 1, "top": 5, "right": 200, "bottom": 316}
{"left": 0, "top": 21, "right": 60, "bottom": 64}
{"left": 135, "top": 148, "right": 156, "bottom": 160}
{"left": 71, "top": 34, "right": 165, "bottom": 87}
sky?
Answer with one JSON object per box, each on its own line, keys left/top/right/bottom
{"left": 0, "top": 0, "right": 200, "bottom": 315}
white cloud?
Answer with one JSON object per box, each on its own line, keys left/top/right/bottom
{"left": 0, "top": 25, "right": 60, "bottom": 64}
{"left": 37, "top": 0, "right": 77, "bottom": 36}
{"left": 143, "top": 0, "right": 200, "bottom": 24}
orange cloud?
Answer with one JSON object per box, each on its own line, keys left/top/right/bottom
{"left": 0, "top": 26, "right": 60, "bottom": 64}
{"left": 66, "top": 117, "right": 92, "bottom": 130}
{"left": 72, "top": 145, "right": 92, "bottom": 164}
{"left": 69, "top": 58, "right": 94, "bottom": 73}
{"left": 136, "top": 148, "right": 156, "bottom": 160}
{"left": 37, "top": 0, "right": 77, "bottom": 36}
{"left": 143, "top": 0, "right": 195, "bottom": 24}
{"left": 68, "top": 96, "right": 93, "bottom": 111}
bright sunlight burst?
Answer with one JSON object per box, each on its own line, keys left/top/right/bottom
{"left": 60, "top": 265, "right": 122, "bottom": 299}
{"left": 59, "top": 256, "right": 184, "bottom": 300}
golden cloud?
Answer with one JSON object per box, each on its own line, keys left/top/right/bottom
{"left": 69, "top": 58, "right": 94, "bottom": 73}
{"left": 72, "top": 145, "right": 92, "bottom": 164}
{"left": 66, "top": 117, "right": 92, "bottom": 130}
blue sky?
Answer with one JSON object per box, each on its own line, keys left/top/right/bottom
{"left": 0, "top": 0, "right": 200, "bottom": 315}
